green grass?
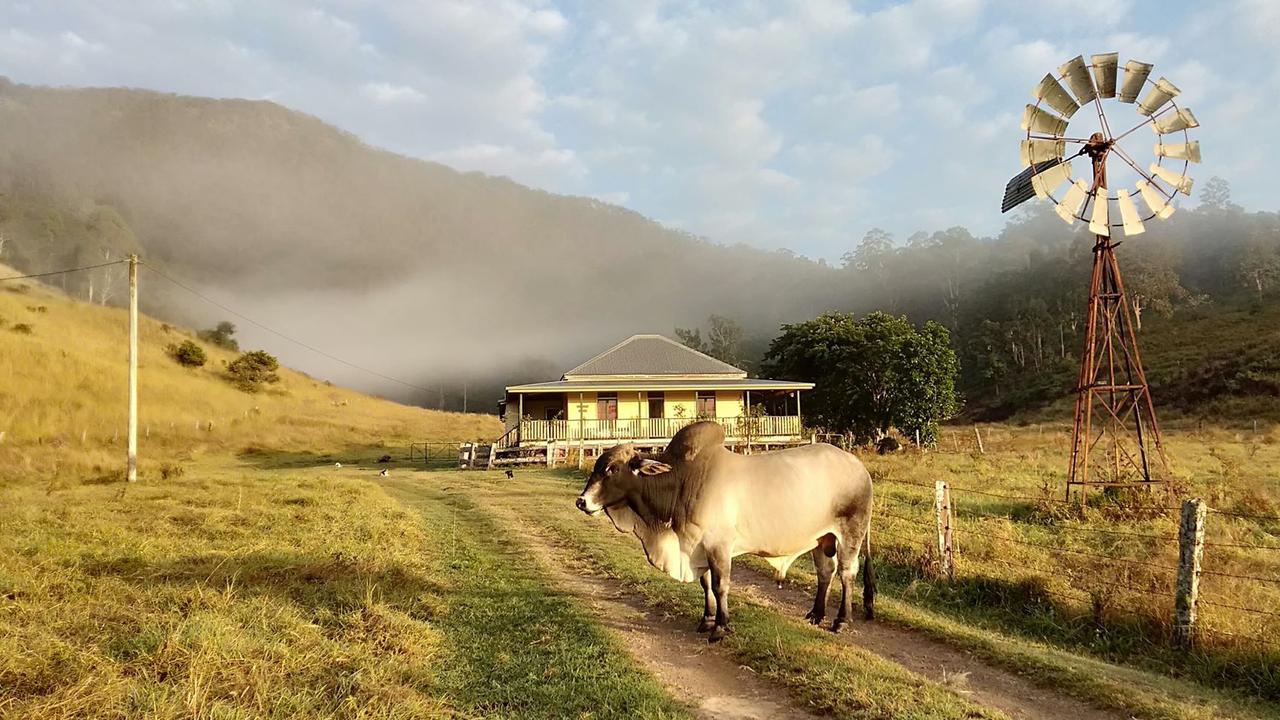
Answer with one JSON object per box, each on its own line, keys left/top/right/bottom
{"left": 0, "top": 454, "right": 694, "bottom": 718}
{"left": 438, "top": 467, "right": 1005, "bottom": 720}
{"left": 451, "top": 465, "right": 1280, "bottom": 720}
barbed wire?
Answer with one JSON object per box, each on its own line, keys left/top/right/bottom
{"left": 1203, "top": 539, "right": 1280, "bottom": 552}
{"left": 1207, "top": 508, "right": 1280, "bottom": 522}
{"left": 955, "top": 524, "right": 1180, "bottom": 573}
{"left": 880, "top": 491, "right": 1177, "bottom": 543}
{"left": 1198, "top": 598, "right": 1280, "bottom": 619}
{"left": 1198, "top": 568, "right": 1280, "bottom": 585}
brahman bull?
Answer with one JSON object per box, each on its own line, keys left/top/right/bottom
{"left": 576, "top": 421, "right": 875, "bottom": 642}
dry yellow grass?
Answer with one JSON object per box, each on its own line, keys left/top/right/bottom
{"left": 859, "top": 422, "right": 1280, "bottom": 704}
{"left": 0, "top": 272, "right": 686, "bottom": 718}
{"left": 0, "top": 270, "right": 500, "bottom": 484}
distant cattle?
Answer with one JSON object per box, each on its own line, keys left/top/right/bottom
{"left": 577, "top": 421, "right": 875, "bottom": 642}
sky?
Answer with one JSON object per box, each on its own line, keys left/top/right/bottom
{"left": 0, "top": 0, "right": 1275, "bottom": 263}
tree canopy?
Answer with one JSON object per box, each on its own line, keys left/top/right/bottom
{"left": 762, "top": 311, "right": 959, "bottom": 444}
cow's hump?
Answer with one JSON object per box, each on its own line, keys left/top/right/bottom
{"left": 665, "top": 421, "right": 725, "bottom": 463}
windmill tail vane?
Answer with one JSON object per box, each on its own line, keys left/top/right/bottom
{"left": 999, "top": 52, "right": 1202, "bottom": 503}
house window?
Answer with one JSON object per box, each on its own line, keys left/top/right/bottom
{"left": 597, "top": 393, "right": 618, "bottom": 421}
{"left": 696, "top": 391, "right": 716, "bottom": 419}
{"left": 647, "top": 392, "right": 665, "bottom": 418}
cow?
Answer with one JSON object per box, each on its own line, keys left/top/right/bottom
{"left": 576, "top": 421, "right": 875, "bottom": 643}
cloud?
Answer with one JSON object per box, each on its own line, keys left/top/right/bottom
{"left": 362, "top": 82, "right": 426, "bottom": 105}
{"left": 0, "top": 0, "right": 1273, "bottom": 253}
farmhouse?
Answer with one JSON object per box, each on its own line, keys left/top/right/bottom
{"left": 492, "top": 334, "right": 813, "bottom": 463}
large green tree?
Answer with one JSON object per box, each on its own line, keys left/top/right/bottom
{"left": 762, "top": 311, "right": 959, "bottom": 445}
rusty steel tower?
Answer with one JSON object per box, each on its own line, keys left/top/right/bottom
{"left": 1001, "top": 53, "right": 1201, "bottom": 501}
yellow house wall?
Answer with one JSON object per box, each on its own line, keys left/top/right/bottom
{"left": 511, "top": 388, "right": 752, "bottom": 427}
{"left": 715, "top": 390, "right": 744, "bottom": 419}
{"left": 664, "top": 390, "right": 696, "bottom": 420}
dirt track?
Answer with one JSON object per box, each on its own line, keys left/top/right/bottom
{"left": 478, "top": 497, "right": 1125, "bottom": 720}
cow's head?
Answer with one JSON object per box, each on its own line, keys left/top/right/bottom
{"left": 575, "top": 444, "right": 672, "bottom": 514}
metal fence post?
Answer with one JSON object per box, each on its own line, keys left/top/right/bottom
{"left": 934, "top": 480, "right": 955, "bottom": 580}
{"left": 1174, "top": 498, "right": 1206, "bottom": 646}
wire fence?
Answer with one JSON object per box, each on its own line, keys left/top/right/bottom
{"left": 873, "top": 476, "right": 1280, "bottom": 659}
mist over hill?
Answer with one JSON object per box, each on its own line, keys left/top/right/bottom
{"left": 0, "top": 77, "right": 842, "bottom": 406}
{"left": 1, "top": 76, "right": 1277, "bottom": 419}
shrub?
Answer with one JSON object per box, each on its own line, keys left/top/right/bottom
{"left": 11, "top": 323, "right": 33, "bottom": 334}
{"left": 159, "top": 463, "right": 185, "bottom": 480}
{"left": 227, "top": 350, "right": 280, "bottom": 392}
{"left": 167, "top": 340, "right": 207, "bottom": 367}
{"left": 198, "top": 320, "right": 240, "bottom": 351}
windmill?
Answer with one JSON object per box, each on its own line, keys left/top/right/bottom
{"left": 1001, "top": 53, "right": 1200, "bottom": 501}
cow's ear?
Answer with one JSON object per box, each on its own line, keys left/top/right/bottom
{"left": 632, "top": 458, "right": 672, "bottom": 476}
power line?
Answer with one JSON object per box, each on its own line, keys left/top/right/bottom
{"left": 0, "top": 259, "right": 127, "bottom": 282}
{"left": 140, "top": 261, "right": 438, "bottom": 395}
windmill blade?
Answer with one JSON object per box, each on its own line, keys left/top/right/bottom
{"left": 1149, "top": 163, "right": 1194, "bottom": 195}
{"left": 1117, "top": 190, "right": 1146, "bottom": 236}
{"left": 1137, "top": 180, "right": 1176, "bottom": 219}
{"left": 1117, "top": 60, "right": 1153, "bottom": 103}
{"left": 1020, "top": 138, "right": 1065, "bottom": 166}
{"left": 1153, "top": 107, "right": 1199, "bottom": 134}
{"left": 1055, "top": 179, "right": 1090, "bottom": 225}
{"left": 1032, "top": 74, "right": 1080, "bottom": 118}
{"left": 1002, "top": 158, "right": 1065, "bottom": 212}
{"left": 1058, "top": 55, "right": 1097, "bottom": 104}
{"left": 1031, "top": 161, "right": 1072, "bottom": 198}
{"left": 1021, "top": 104, "right": 1069, "bottom": 135}
{"left": 1089, "top": 191, "right": 1110, "bottom": 236}
{"left": 1091, "top": 53, "right": 1118, "bottom": 98}
{"left": 1137, "top": 77, "right": 1180, "bottom": 116}
{"left": 1155, "top": 141, "right": 1201, "bottom": 162}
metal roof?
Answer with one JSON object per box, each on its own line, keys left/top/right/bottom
{"left": 507, "top": 378, "right": 813, "bottom": 393}
{"left": 563, "top": 334, "right": 746, "bottom": 379}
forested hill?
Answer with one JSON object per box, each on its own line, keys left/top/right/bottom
{"left": 0, "top": 77, "right": 839, "bottom": 400}
{"left": 1, "top": 76, "right": 1277, "bottom": 420}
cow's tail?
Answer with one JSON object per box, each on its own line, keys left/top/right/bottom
{"left": 861, "top": 524, "right": 876, "bottom": 620}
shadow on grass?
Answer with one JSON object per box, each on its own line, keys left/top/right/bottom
{"left": 234, "top": 445, "right": 457, "bottom": 472}
{"left": 81, "top": 550, "right": 445, "bottom": 617}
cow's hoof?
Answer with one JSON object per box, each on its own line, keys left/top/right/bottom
{"left": 696, "top": 616, "right": 716, "bottom": 633}
{"left": 803, "top": 609, "right": 824, "bottom": 625}
{"left": 708, "top": 626, "right": 730, "bottom": 643}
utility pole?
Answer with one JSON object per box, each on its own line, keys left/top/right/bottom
{"left": 127, "top": 254, "right": 139, "bottom": 483}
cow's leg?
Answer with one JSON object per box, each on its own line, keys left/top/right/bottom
{"left": 805, "top": 545, "right": 835, "bottom": 625}
{"left": 707, "top": 549, "right": 732, "bottom": 643}
{"left": 696, "top": 570, "right": 716, "bottom": 633}
{"left": 831, "top": 522, "right": 868, "bottom": 633}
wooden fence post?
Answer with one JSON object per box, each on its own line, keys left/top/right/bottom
{"left": 934, "top": 480, "right": 955, "bottom": 580}
{"left": 458, "top": 443, "right": 472, "bottom": 470}
{"left": 546, "top": 440, "right": 554, "bottom": 468}
{"left": 1174, "top": 498, "right": 1207, "bottom": 646}
{"left": 973, "top": 427, "right": 985, "bottom": 454}
{"left": 487, "top": 443, "right": 497, "bottom": 470}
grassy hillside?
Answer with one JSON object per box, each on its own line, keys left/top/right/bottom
{"left": 967, "top": 300, "right": 1280, "bottom": 424}
{"left": 0, "top": 267, "right": 500, "bottom": 485}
